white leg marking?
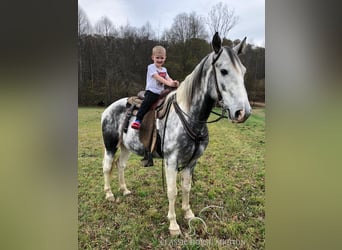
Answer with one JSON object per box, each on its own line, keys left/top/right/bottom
{"left": 181, "top": 169, "right": 195, "bottom": 220}
{"left": 103, "top": 151, "right": 114, "bottom": 201}
{"left": 165, "top": 163, "right": 181, "bottom": 236}
{"left": 117, "top": 145, "right": 131, "bottom": 196}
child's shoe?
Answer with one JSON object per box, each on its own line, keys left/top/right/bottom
{"left": 131, "top": 120, "right": 141, "bottom": 129}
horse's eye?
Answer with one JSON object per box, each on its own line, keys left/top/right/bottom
{"left": 220, "top": 69, "right": 228, "bottom": 76}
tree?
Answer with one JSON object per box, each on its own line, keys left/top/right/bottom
{"left": 138, "top": 22, "right": 155, "bottom": 40}
{"left": 77, "top": 9, "right": 264, "bottom": 106}
{"left": 119, "top": 22, "right": 137, "bottom": 38}
{"left": 164, "top": 12, "right": 208, "bottom": 43}
{"left": 94, "top": 16, "right": 117, "bottom": 36}
{"left": 78, "top": 5, "right": 92, "bottom": 36}
{"left": 206, "top": 2, "right": 239, "bottom": 38}
{"left": 188, "top": 12, "right": 208, "bottom": 40}
{"left": 166, "top": 38, "right": 210, "bottom": 81}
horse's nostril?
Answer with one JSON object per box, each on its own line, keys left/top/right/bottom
{"left": 235, "top": 110, "right": 243, "bottom": 119}
{"left": 235, "top": 109, "right": 245, "bottom": 120}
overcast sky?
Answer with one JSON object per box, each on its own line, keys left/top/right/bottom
{"left": 78, "top": 0, "right": 264, "bottom": 47}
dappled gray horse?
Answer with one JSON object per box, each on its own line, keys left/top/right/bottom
{"left": 101, "top": 33, "right": 251, "bottom": 236}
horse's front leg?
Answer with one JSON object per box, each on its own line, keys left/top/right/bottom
{"left": 165, "top": 162, "right": 181, "bottom": 236}
{"left": 181, "top": 168, "right": 195, "bottom": 219}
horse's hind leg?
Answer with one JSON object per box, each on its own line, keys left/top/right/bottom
{"left": 117, "top": 145, "right": 131, "bottom": 196}
{"left": 103, "top": 149, "right": 115, "bottom": 201}
{"left": 181, "top": 168, "right": 195, "bottom": 219}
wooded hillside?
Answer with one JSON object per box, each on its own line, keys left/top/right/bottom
{"left": 78, "top": 4, "right": 264, "bottom": 106}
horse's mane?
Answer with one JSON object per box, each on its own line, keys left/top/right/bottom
{"left": 174, "top": 55, "right": 210, "bottom": 111}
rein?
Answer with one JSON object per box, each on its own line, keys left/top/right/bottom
{"left": 209, "top": 109, "right": 228, "bottom": 122}
{"left": 172, "top": 102, "right": 228, "bottom": 124}
{"left": 173, "top": 100, "right": 209, "bottom": 141}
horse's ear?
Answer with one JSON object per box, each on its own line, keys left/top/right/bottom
{"left": 212, "top": 32, "right": 222, "bottom": 54}
{"left": 233, "top": 37, "right": 247, "bottom": 55}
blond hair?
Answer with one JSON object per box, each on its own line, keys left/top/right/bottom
{"left": 152, "top": 45, "right": 166, "bottom": 56}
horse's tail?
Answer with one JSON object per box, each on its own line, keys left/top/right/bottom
{"left": 101, "top": 98, "right": 127, "bottom": 156}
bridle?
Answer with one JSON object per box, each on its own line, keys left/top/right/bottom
{"left": 211, "top": 48, "right": 224, "bottom": 105}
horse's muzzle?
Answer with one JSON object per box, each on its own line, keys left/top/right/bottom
{"left": 228, "top": 107, "right": 251, "bottom": 123}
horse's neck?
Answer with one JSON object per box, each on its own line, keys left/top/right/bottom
{"left": 189, "top": 71, "right": 215, "bottom": 122}
{"left": 189, "top": 90, "right": 215, "bottom": 122}
{"left": 176, "top": 54, "right": 215, "bottom": 123}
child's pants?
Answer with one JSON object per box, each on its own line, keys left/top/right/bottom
{"left": 136, "top": 90, "right": 160, "bottom": 122}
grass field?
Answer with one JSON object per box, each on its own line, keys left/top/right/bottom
{"left": 78, "top": 107, "right": 265, "bottom": 249}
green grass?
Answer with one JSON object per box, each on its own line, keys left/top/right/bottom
{"left": 78, "top": 107, "right": 265, "bottom": 249}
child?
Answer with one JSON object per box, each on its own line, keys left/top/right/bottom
{"left": 131, "top": 45, "right": 179, "bottom": 129}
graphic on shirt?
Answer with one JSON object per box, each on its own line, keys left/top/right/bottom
{"left": 146, "top": 64, "right": 167, "bottom": 94}
{"left": 158, "top": 72, "right": 167, "bottom": 78}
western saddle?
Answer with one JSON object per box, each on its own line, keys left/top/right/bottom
{"left": 123, "top": 87, "right": 176, "bottom": 166}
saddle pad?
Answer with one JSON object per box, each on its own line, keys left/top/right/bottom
{"left": 127, "top": 96, "right": 143, "bottom": 109}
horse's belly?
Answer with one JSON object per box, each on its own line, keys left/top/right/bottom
{"left": 122, "top": 131, "right": 145, "bottom": 156}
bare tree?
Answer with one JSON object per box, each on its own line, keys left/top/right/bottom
{"left": 188, "top": 12, "right": 208, "bottom": 40}
{"left": 78, "top": 5, "right": 92, "bottom": 36}
{"left": 138, "top": 22, "right": 155, "bottom": 40}
{"left": 206, "top": 2, "right": 239, "bottom": 38}
{"left": 94, "top": 16, "right": 117, "bottom": 36}
{"left": 119, "top": 22, "right": 137, "bottom": 38}
{"left": 165, "top": 12, "right": 207, "bottom": 43}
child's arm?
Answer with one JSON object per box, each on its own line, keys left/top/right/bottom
{"left": 153, "top": 74, "right": 179, "bottom": 87}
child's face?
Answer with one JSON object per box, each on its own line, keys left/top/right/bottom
{"left": 152, "top": 52, "right": 166, "bottom": 68}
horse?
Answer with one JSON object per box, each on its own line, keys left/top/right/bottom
{"left": 100, "top": 33, "right": 251, "bottom": 236}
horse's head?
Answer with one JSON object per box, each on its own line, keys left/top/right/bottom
{"left": 210, "top": 32, "right": 252, "bottom": 123}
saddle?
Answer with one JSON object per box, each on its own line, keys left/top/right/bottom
{"left": 123, "top": 87, "right": 176, "bottom": 166}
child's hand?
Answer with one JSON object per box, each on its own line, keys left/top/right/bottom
{"left": 173, "top": 80, "right": 179, "bottom": 87}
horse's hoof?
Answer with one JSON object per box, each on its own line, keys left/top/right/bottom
{"left": 118, "top": 186, "right": 131, "bottom": 196}
{"left": 184, "top": 210, "right": 195, "bottom": 220}
{"left": 123, "top": 190, "right": 131, "bottom": 196}
{"left": 105, "top": 193, "right": 115, "bottom": 201}
{"left": 169, "top": 229, "right": 181, "bottom": 236}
